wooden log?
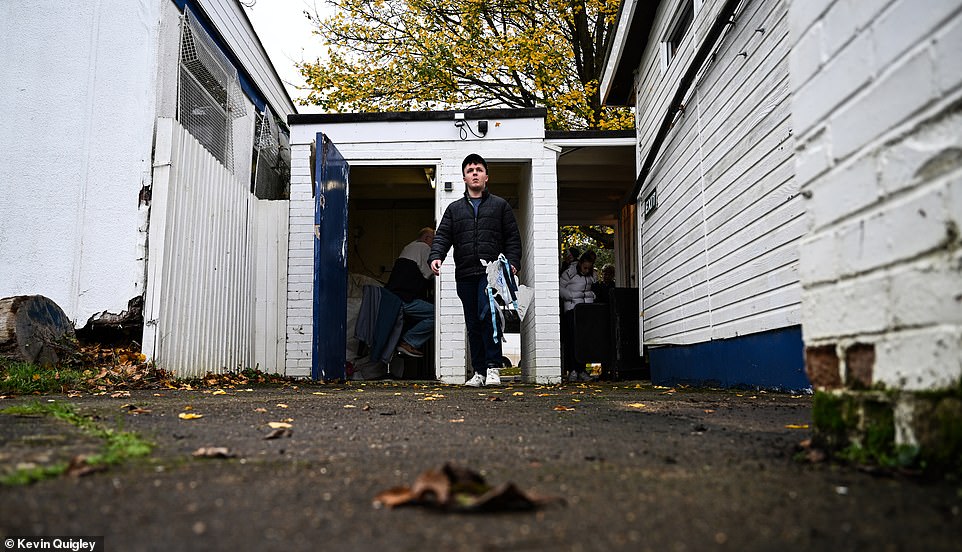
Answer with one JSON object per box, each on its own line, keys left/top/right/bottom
{"left": 0, "top": 295, "right": 76, "bottom": 367}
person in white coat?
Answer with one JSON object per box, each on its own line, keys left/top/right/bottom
{"left": 559, "top": 252, "right": 597, "bottom": 382}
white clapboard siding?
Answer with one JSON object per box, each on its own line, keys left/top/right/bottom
{"left": 144, "top": 118, "right": 288, "bottom": 377}
{"left": 638, "top": 0, "right": 802, "bottom": 345}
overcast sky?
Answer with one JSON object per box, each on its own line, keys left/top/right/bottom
{"left": 244, "top": 0, "right": 334, "bottom": 111}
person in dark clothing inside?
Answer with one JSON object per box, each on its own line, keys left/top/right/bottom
{"left": 386, "top": 227, "right": 435, "bottom": 358}
{"left": 430, "top": 153, "right": 522, "bottom": 387}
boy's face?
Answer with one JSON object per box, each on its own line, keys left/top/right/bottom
{"left": 463, "top": 163, "right": 488, "bottom": 195}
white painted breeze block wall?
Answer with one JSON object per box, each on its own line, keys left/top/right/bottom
{"left": 634, "top": 0, "right": 802, "bottom": 346}
{"left": 790, "top": 0, "right": 962, "bottom": 390}
{"left": 287, "top": 116, "right": 561, "bottom": 383}
{"left": 0, "top": 2, "right": 161, "bottom": 325}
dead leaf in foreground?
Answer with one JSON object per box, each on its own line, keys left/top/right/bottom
{"left": 192, "top": 447, "right": 236, "bottom": 459}
{"left": 268, "top": 421, "right": 292, "bottom": 429}
{"left": 178, "top": 412, "right": 203, "bottom": 420}
{"left": 65, "top": 455, "right": 107, "bottom": 478}
{"left": 264, "top": 428, "right": 293, "bottom": 440}
{"left": 373, "top": 463, "right": 565, "bottom": 513}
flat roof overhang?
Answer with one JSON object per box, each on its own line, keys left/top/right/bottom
{"left": 547, "top": 131, "right": 636, "bottom": 227}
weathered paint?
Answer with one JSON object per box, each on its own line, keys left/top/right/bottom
{"left": 312, "top": 135, "right": 349, "bottom": 381}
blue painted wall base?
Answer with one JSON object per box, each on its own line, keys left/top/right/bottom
{"left": 648, "top": 326, "right": 810, "bottom": 392}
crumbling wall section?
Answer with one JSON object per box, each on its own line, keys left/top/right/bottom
{"left": 789, "top": 0, "right": 962, "bottom": 471}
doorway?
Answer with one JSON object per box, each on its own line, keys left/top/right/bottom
{"left": 346, "top": 164, "right": 438, "bottom": 380}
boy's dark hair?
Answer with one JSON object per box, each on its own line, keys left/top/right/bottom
{"left": 462, "top": 153, "right": 488, "bottom": 173}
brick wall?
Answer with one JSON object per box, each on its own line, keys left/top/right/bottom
{"left": 790, "top": 0, "right": 962, "bottom": 392}
{"left": 285, "top": 119, "right": 563, "bottom": 383}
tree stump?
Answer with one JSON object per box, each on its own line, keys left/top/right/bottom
{"left": 0, "top": 295, "right": 76, "bottom": 367}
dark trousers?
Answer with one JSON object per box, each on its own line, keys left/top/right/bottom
{"left": 561, "top": 309, "right": 587, "bottom": 375}
{"left": 456, "top": 276, "right": 502, "bottom": 376}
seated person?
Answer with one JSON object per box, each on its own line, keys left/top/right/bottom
{"left": 386, "top": 227, "right": 435, "bottom": 358}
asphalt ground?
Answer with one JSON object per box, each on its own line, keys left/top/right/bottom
{"left": 1, "top": 381, "right": 959, "bottom": 551}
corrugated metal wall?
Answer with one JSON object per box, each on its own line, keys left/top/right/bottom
{"left": 143, "top": 118, "right": 288, "bottom": 377}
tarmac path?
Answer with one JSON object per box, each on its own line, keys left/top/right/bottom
{"left": 0, "top": 381, "right": 959, "bottom": 551}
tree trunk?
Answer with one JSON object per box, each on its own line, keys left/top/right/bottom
{"left": 0, "top": 295, "right": 76, "bottom": 367}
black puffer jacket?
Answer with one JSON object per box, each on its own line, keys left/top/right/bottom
{"left": 430, "top": 190, "right": 522, "bottom": 281}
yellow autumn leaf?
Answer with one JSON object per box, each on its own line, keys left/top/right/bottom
{"left": 178, "top": 412, "right": 203, "bottom": 420}
{"left": 312, "top": 392, "right": 328, "bottom": 396}
{"left": 626, "top": 403, "right": 646, "bottom": 409}
{"left": 512, "top": 392, "right": 524, "bottom": 396}
{"left": 344, "top": 404, "right": 356, "bottom": 408}
{"left": 212, "top": 390, "right": 227, "bottom": 395}
{"left": 553, "top": 405, "right": 575, "bottom": 411}
{"left": 785, "top": 424, "right": 810, "bottom": 429}
{"left": 268, "top": 422, "right": 292, "bottom": 429}
{"left": 276, "top": 403, "right": 289, "bottom": 408}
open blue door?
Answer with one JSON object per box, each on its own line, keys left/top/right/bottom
{"left": 312, "top": 134, "right": 349, "bottom": 381}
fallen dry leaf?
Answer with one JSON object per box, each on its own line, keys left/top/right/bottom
{"left": 178, "top": 412, "right": 203, "bottom": 420}
{"left": 373, "top": 463, "right": 564, "bottom": 512}
{"left": 65, "top": 455, "right": 107, "bottom": 478}
{"left": 344, "top": 404, "right": 357, "bottom": 409}
{"left": 110, "top": 391, "right": 131, "bottom": 399}
{"left": 785, "top": 424, "right": 810, "bottom": 429}
{"left": 626, "top": 403, "right": 646, "bottom": 409}
{"left": 254, "top": 407, "right": 268, "bottom": 413}
{"left": 265, "top": 428, "right": 292, "bottom": 440}
{"left": 212, "top": 390, "right": 227, "bottom": 396}
{"left": 512, "top": 392, "right": 524, "bottom": 396}
{"left": 553, "top": 405, "right": 575, "bottom": 411}
{"left": 486, "top": 396, "right": 503, "bottom": 402}
{"left": 276, "top": 403, "right": 289, "bottom": 408}
{"left": 192, "top": 447, "right": 235, "bottom": 458}
{"left": 449, "top": 418, "right": 465, "bottom": 423}
{"left": 268, "top": 422, "right": 292, "bottom": 429}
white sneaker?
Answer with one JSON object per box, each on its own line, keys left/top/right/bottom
{"left": 485, "top": 368, "right": 501, "bottom": 386}
{"left": 464, "top": 373, "right": 485, "bottom": 387}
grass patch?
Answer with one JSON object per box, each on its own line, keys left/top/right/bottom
{"left": 0, "top": 401, "right": 152, "bottom": 485}
{"left": 0, "top": 358, "right": 85, "bottom": 395}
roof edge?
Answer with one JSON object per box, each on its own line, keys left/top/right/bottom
{"left": 545, "top": 130, "right": 636, "bottom": 140}
{"left": 289, "top": 108, "right": 547, "bottom": 125}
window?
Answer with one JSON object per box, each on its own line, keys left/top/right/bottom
{"left": 661, "top": 0, "right": 696, "bottom": 69}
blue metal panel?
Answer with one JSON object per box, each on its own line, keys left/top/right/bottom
{"left": 312, "top": 134, "right": 349, "bottom": 381}
{"left": 648, "top": 326, "right": 810, "bottom": 392}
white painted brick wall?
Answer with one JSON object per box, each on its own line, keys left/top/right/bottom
{"left": 791, "top": 0, "right": 962, "bottom": 391}
{"left": 285, "top": 143, "right": 314, "bottom": 378}
{"left": 285, "top": 123, "right": 563, "bottom": 382}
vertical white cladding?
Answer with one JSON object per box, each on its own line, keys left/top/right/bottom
{"left": 634, "top": 0, "right": 802, "bottom": 346}
{"left": 0, "top": 2, "right": 162, "bottom": 325}
{"left": 790, "top": 0, "right": 962, "bottom": 391}
{"left": 286, "top": 114, "right": 562, "bottom": 382}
